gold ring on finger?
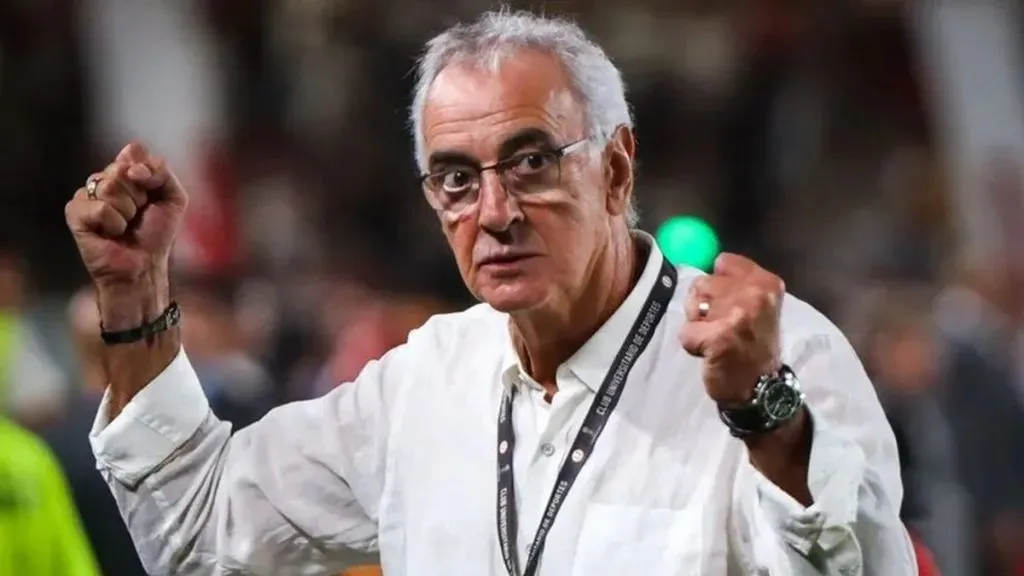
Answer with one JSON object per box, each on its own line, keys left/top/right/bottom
{"left": 86, "top": 175, "right": 102, "bottom": 200}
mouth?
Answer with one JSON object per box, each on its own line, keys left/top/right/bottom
{"left": 477, "top": 253, "right": 539, "bottom": 269}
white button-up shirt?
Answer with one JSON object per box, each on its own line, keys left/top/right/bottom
{"left": 90, "top": 239, "right": 916, "bottom": 575}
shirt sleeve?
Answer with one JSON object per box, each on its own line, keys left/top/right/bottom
{"left": 89, "top": 341, "right": 414, "bottom": 575}
{"left": 746, "top": 330, "right": 918, "bottom": 575}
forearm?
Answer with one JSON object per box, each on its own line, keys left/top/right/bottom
{"left": 93, "top": 349, "right": 235, "bottom": 574}
{"left": 102, "top": 413, "right": 233, "bottom": 574}
{"left": 746, "top": 407, "right": 813, "bottom": 506}
{"left": 90, "top": 349, "right": 385, "bottom": 574}
{"left": 95, "top": 269, "right": 179, "bottom": 418}
{"left": 746, "top": 416, "right": 916, "bottom": 574}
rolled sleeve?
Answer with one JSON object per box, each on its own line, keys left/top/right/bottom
{"left": 89, "top": 347, "right": 212, "bottom": 488}
{"left": 754, "top": 411, "right": 865, "bottom": 557}
{"left": 748, "top": 319, "right": 916, "bottom": 574}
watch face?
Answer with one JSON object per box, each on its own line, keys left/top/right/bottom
{"left": 761, "top": 379, "right": 801, "bottom": 421}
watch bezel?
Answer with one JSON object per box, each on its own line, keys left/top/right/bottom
{"left": 718, "top": 364, "right": 804, "bottom": 438}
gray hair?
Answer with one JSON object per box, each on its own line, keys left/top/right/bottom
{"left": 409, "top": 9, "right": 639, "bottom": 226}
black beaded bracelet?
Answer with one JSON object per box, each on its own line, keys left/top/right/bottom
{"left": 100, "top": 301, "right": 182, "bottom": 345}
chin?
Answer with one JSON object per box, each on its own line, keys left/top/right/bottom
{"left": 476, "top": 280, "right": 548, "bottom": 313}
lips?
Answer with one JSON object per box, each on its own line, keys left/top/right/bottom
{"left": 477, "top": 253, "right": 538, "bottom": 267}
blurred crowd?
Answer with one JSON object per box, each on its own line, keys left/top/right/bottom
{"left": 2, "top": 0, "right": 1024, "bottom": 574}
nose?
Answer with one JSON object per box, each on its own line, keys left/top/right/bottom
{"left": 476, "top": 172, "right": 522, "bottom": 233}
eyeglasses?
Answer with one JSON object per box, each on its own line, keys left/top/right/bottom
{"left": 420, "top": 138, "right": 590, "bottom": 215}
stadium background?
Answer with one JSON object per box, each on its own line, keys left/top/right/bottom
{"left": 1, "top": 0, "right": 1023, "bottom": 574}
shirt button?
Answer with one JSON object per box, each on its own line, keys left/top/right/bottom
{"left": 540, "top": 443, "right": 556, "bottom": 457}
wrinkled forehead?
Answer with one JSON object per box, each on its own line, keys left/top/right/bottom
{"left": 421, "top": 49, "right": 587, "bottom": 162}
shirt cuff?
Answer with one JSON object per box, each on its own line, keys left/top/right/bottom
{"left": 753, "top": 410, "right": 865, "bottom": 556}
{"left": 89, "top": 347, "right": 211, "bottom": 488}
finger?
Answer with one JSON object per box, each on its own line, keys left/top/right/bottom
{"left": 114, "top": 142, "right": 163, "bottom": 190}
{"left": 95, "top": 165, "right": 145, "bottom": 219}
{"left": 689, "top": 274, "right": 732, "bottom": 300}
{"left": 126, "top": 162, "right": 154, "bottom": 184}
{"left": 141, "top": 155, "right": 170, "bottom": 189}
{"left": 679, "top": 308, "right": 744, "bottom": 358}
{"left": 125, "top": 153, "right": 187, "bottom": 208}
{"left": 756, "top": 273, "right": 786, "bottom": 301}
{"left": 738, "top": 280, "right": 784, "bottom": 316}
{"left": 684, "top": 294, "right": 712, "bottom": 322}
{"left": 680, "top": 320, "right": 713, "bottom": 357}
{"left": 685, "top": 275, "right": 730, "bottom": 321}
{"left": 116, "top": 142, "right": 150, "bottom": 164}
{"left": 114, "top": 142, "right": 188, "bottom": 209}
{"left": 713, "top": 253, "right": 758, "bottom": 278}
{"left": 145, "top": 155, "right": 189, "bottom": 209}
{"left": 126, "top": 159, "right": 166, "bottom": 190}
{"left": 68, "top": 189, "right": 130, "bottom": 237}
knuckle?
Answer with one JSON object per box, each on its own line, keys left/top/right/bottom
{"left": 95, "top": 200, "right": 121, "bottom": 219}
{"left": 688, "top": 278, "right": 707, "bottom": 299}
{"left": 101, "top": 163, "right": 122, "bottom": 178}
{"left": 729, "top": 305, "right": 749, "bottom": 324}
{"left": 755, "top": 288, "right": 774, "bottom": 309}
{"left": 739, "top": 284, "right": 762, "bottom": 303}
{"left": 96, "top": 177, "right": 118, "bottom": 198}
{"left": 679, "top": 333, "right": 703, "bottom": 355}
{"left": 90, "top": 201, "right": 110, "bottom": 220}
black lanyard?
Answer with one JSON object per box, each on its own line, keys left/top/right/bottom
{"left": 495, "top": 258, "right": 677, "bottom": 576}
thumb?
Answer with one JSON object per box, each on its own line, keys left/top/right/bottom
{"left": 117, "top": 142, "right": 188, "bottom": 210}
{"left": 146, "top": 156, "right": 189, "bottom": 210}
{"left": 117, "top": 141, "right": 150, "bottom": 164}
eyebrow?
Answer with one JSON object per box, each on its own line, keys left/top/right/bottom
{"left": 426, "top": 127, "right": 558, "bottom": 171}
{"left": 497, "top": 128, "right": 557, "bottom": 158}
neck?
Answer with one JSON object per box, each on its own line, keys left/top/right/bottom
{"left": 510, "top": 228, "right": 641, "bottom": 388}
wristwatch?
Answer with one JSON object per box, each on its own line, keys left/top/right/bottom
{"left": 717, "top": 364, "right": 805, "bottom": 438}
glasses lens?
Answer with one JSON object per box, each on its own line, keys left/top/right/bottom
{"left": 502, "top": 151, "right": 562, "bottom": 194}
{"left": 424, "top": 168, "right": 478, "bottom": 213}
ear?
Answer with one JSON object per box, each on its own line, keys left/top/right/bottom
{"left": 603, "top": 124, "right": 636, "bottom": 219}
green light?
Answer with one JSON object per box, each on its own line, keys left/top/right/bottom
{"left": 656, "top": 215, "right": 720, "bottom": 271}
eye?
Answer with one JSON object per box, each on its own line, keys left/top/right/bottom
{"left": 512, "top": 152, "right": 555, "bottom": 174}
{"left": 440, "top": 169, "right": 475, "bottom": 194}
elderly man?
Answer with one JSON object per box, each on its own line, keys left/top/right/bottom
{"left": 64, "top": 10, "right": 913, "bottom": 576}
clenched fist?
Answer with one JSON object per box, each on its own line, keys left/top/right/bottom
{"left": 679, "top": 253, "right": 784, "bottom": 406}
{"left": 65, "top": 143, "right": 187, "bottom": 331}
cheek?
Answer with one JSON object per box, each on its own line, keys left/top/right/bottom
{"left": 525, "top": 206, "right": 595, "bottom": 265}
{"left": 444, "top": 221, "right": 477, "bottom": 274}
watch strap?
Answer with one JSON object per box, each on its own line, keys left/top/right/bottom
{"left": 717, "top": 364, "right": 801, "bottom": 439}
{"left": 718, "top": 403, "right": 772, "bottom": 439}
{"left": 100, "top": 301, "right": 182, "bottom": 345}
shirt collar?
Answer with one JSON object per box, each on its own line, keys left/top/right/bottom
{"left": 500, "top": 231, "right": 667, "bottom": 393}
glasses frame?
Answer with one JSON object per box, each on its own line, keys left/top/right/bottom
{"left": 419, "top": 137, "right": 591, "bottom": 214}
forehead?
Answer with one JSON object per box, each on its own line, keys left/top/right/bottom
{"left": 421, "top": 49, "right": 586, "bottom": 157}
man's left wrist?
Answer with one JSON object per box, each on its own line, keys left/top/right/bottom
{"left": 744, "top": 405, "right": 809, "bottom": 455}
{"left": 746, "top": 407, "right": 813, "bottom": 505}
{"left": 717, "top": 364, "right": 804, "bottom": 439}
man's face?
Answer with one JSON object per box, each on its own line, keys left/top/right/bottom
{"left": 421, "top": 49, "right": 634, "bottom": 312}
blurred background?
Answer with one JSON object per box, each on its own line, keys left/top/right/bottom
{"left": 1, "top": 0, "right": 1023, "bottom": 574}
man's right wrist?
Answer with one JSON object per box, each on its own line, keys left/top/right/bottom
{"left": 95, "top": 268, "right": 182, "bottom": 417}
{"left": 96, "top": 270, "right": 172, "bottom": 332}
